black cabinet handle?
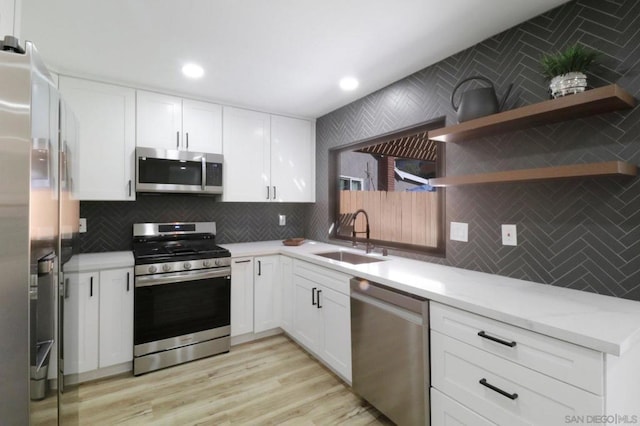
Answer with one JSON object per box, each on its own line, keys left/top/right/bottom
{"left": 176, "top": 131, "right": 180, "bottom": 149}
{"left": 273, "top": 186, "right": 276, "bottom": 199}
{"left": 90, "top": 276, "right": 94, "bottom": 297}
{"left": 312, "top": 287, "right": 317, "bottom": 306}
{"left": 317, "top": 289, "right": 322, "bottom": 309}
{"left": 126, "top": 272, "right": 130, "bottom": 292}
{"left": 64, "top": 278, "right": 69, "bottom": 299}
{"left": 479, "top": 378, "right": 518, "bottom": 400}
{"left": 257, "top": 260, "right": 262, "bottom": 276}
{"left": 186, "top": 132, "right": 189, "bottom": 149}
{"left": 128, "top": 179, "right": 132, "bottom": 197}
{"left": 477, "top": 331, "right": 516, "bottom": 347}
{"left": 234, "top": 259, "right": 251, "bottom": 264}
{"left": 266, "top": 186, "right": 270, "bottom": 200}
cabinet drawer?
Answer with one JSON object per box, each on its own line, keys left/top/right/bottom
{"left": 432, "top": 331, "right": 603, "bottom": 425}
{"left": 431, "top": 387, "right": 496, "bottom": 426}
{"left": 293, "top": 259, "right": 351, "bottom": 295}
{"left": 430, "top": 302, "right": 603, "bottom": 394}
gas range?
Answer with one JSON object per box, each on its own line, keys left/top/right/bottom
{"left": 132, "top": 222, "right": 231, "bottom": 276}
{"left": 132, "top": 221, "right": 232, "bottom": 375}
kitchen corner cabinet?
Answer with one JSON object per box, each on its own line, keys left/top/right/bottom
{"left": 63, "top": 267, "right": 133, "bottom": 375}
{"left": 59, "top": 76, "right": 136, "bottom": 201}
{"left": 253, "top": 256, "right": 281, "bottom": 333}
{"left": 136, "top": 90, "right": 222, "bottom": 153}
{"left": 230, "top": 257, "right": 254, "bottom": 337}
{"left": 222, "top": 106, "right": 315, "bottom": 202}
{"left": 291, "top": 260, "right": 352, "bottom": 382}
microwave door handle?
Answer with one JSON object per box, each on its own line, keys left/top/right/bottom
{"left": 201, "top": 156, "right": 206, "bottom": 191}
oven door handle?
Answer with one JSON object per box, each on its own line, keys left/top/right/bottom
{"left": 135, "top": 268, "right": 231, "bottom": 287}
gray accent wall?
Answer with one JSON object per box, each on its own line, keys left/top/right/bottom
{"left": 307, "top": 0, "right": 640, "bottom": 301}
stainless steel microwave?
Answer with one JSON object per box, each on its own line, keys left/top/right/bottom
{"left": 136, "top": 147, "right": 223, "bottom": 195}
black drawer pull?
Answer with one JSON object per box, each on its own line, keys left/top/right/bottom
{"left": 317, "top": 289, "right": 322, "bottom": 309}
{"left": 234, "top": 259, "right": 251, "bottom": 264}
{"left": 477, "top": 331, "right": 516, "bottom": 347}
{"left": 312, "top": 287, "right": 317, "bottom": 306}
{"left": 479, "top": 378, "right": 518, "bottom": 400}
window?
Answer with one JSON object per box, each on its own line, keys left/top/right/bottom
{"left": 329, "top": 118, "right": 446, "bottom": 255}
{"left": 340, "top": 176, "right": 364, "bottom": 191}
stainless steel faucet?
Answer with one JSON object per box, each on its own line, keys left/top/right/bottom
{"left": 351, "top": 209, "right": 373, "bottom": 253}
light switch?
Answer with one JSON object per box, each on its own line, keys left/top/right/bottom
{"left": 279, "top": 215, "right": 286, "bottom": 226}
{"left": 501, "top": 224, "right": 517, "bottom": 246}
{"left": 79, "top": 218, "right": 87, "bottom": 233}
{"left": 450, "top": 222, "right": 468, "bottom": 242}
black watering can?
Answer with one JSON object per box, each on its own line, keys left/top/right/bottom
{"left": 451, "top": 76, "right": 513, "bottom": 123}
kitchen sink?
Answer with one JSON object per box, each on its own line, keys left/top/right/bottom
{"left": 314, "top": 251, "right": 386, "bottom": 265}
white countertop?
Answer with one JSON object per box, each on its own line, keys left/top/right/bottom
{"left": 220, "top": 240, "right": 640, "bottom": 356}
{"left": 64, "top": 251, "right": 134, "bottom": 272}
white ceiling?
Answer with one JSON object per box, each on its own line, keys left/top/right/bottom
{"left": 20, "top": 0, "right": 569, "bottom": 118}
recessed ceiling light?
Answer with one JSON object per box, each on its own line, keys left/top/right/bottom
{"left": 339, "top": 77, "right": 359, "bottom": 91}
{"left": 182, "top": 63, "right": 204, "bottom": 79}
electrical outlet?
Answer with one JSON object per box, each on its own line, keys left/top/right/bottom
{"left": 279, "top": 215, "right": 286, "bottom": 226}
{"left": 79, "top": 218, "right": 87, "bottom": 233}
{"left": 450, "top": 222, "right": 468, "bottom": 242}
{"left": 501, "top": 224, "right": 517, "bottom": 246}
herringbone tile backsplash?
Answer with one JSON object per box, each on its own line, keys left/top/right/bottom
{"left": 80, "top": 195, "right": 306, "bottom": 252}
{"left": 307, "top": 0, "right": 640, "bottom": 301}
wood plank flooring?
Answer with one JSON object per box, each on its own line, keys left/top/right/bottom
{"left": 31, "top": 335, "right": 393, "bottom": 425}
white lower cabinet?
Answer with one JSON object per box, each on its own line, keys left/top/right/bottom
{"left": 431, "top": 388, "right": 496, "bottom": 426}
{"left": 230, "top": 257, "right": 254, "bottom": 337}
{"left": 429, "top": 301, "right": 640, "bottom": 426}
{"left": 291, "top": 259, "right": 351, "bottom": 382}
{"left": 253, "top": 255, "right": 280, "bottom": 333}
{"left": 64, "top": 272, "right": 100, "bottom": 374}
{"left": 63, "top": 267, "right": 133, "bottom": 376}
{"left": 98, "top": 268, "right": 134, "bottom": 367}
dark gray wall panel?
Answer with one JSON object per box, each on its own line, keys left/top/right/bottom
{"left": 307, "top": 0, "right": 640, "bottom": 301}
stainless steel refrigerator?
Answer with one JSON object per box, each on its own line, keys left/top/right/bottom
{"left": 0, "top": 37, "right": 79, "bottom": 424}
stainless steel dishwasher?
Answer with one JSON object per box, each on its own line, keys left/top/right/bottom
{"left": 350, "top": 277, "right": 429, "bottom": 425}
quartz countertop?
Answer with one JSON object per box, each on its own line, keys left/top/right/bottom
{"left": 64, "top": 251, "right": 134, "bottom": 272}
{"left": 220, "top": 240, "right": 640, "bottom": 356}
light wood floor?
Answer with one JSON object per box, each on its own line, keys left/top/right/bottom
{"left": 31, "top": 334, "right": 393, "bottom": 425}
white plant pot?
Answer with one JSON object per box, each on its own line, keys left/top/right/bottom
{"left": 549, "top": 72, "right": 587, "bottom": 99}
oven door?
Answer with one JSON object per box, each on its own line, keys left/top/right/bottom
{"left": 134, "top": 268, "right": 231, "bottom": 357}
{"left": 136, "top": 147, "right": 223, "bottom": 194}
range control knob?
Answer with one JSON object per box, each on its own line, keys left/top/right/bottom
{"left": 162, "top": 264, "right": 172, "bottom": 272}
{"left": 184, "top": 262, "right": 192, "bottom": 270}
{"left": 215, "top": 259, "right": 222, "bottom": 266}
{"left": 202, "top": 259, "right": 211, "bottom": 267}
{"left": 148, "top": 265, "right": 157, "bottom": 274}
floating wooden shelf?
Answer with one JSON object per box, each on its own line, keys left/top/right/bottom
{"left": 428, "top": 85, "right": 636, "bottom": 143}
{"left": 429, "top": 161, "right": 637, "bottom": 187}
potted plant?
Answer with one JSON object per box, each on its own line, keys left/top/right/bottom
{"left": 541, "top": 44, "right": 600, "bottom": 98}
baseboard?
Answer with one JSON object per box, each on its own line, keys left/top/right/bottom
{"left": 231, "top": 328, "right": 283, "bottom": 346}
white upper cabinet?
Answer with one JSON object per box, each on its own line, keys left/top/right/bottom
{"left": 136, "top": 91, "right": 181, "bottom": 150}
{"left": 136, "top": 90, "right": 222, "bottom": 153}
{"left": 182, "top": 99, "right": 223, "bottom": 153}
{"left": 222, "top": 106, "right": 315, "bottom": 202}
{"left": 271, "top": 115, "right": 315, "bottom": 202}
{"left": 222, "top": 106, "right": 271, "bottom": 202}
{"left": 59, "top": 76, "right": 136, "bottom": 201}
